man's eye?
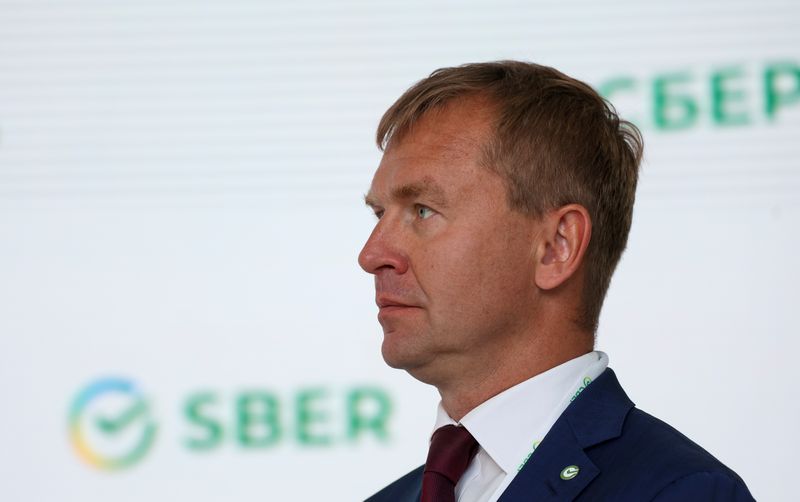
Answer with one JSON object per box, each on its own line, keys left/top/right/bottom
{"left": 416, "top": 205, "right": 435, "bottom": 219}
{"left": 373, "top": 209, "right": 384, "bottom": 219}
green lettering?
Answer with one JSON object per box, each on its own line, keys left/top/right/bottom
{"left": 765, "top": 62, "right": 800, "bottom": 119}
{"left": 598, "top": 76, "right": 637, "bottom": 101}
{"left": 711, "top": 67, "right": 750, "bottom": 125}
{"left": 295, "top": 388, "right": 332, "bottom": 446}
{"left": 653, "top": 72, "right": 698, "bottom": 130}
{"left": 347, "top": 388, "right": 391, "bottom": 442}
{"left": 183, "top": 392, "right": 223, "bottom": 450}
{"left": 236, "top": 392, "right": 281, "bottom": 447}
{"left": 597, "top": 76, "right": 640, "bottom": 126}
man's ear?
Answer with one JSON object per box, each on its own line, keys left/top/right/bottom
{"left": 534, "top": 204, "right": 592, "bottom": 291}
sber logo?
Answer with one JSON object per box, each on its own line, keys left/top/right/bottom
{"left": 68, "top": 378, "right": 393, "bottom": 471}
{"left": 596, "top": 60, "right": 800, "bottom": 131}
{"left": 68, "top": 378, "right": 157, "bottom": 470}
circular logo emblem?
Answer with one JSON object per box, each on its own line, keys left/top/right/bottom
{"left": 560, "top": 465, "right": 580, "bottom": 480}
{"left": 68, "top": 378, "right": 157, "bottom": 470}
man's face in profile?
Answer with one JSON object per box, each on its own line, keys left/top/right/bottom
{"left": 359, "top": 98, "right": 543, "bottom": 385}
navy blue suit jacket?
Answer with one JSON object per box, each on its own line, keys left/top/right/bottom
{"left": 365, "top": 368, "right": 754, "bottom": 501}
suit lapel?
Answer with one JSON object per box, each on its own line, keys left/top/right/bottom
{"left": 497, "top": 418, "right": 600, "bottom": 501}
{"left": 498, "top": 368, "right": 633, "bottom": 501}
{"left": 364, "top": 465, "right": 423, "bottom": 502}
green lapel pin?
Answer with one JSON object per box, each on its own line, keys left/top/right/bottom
{"left": 560, "top": 465, "right": 580, "bottom": 480}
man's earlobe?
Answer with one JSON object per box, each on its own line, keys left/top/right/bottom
{"left": 534, "top": 205, "right": 592, "bottom": 291}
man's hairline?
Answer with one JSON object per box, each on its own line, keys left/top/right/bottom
{"left": 367, "top": 98, "right": 502, "bottom": 212}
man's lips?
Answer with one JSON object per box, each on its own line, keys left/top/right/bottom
{"left": 375, "top": 296, "right": 422, "bottom": 315}
{"left": 375, "top": 294, "right": 421, "bottom": 308}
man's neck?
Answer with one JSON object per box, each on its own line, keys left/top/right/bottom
{"left": 436, "top": 334, "right": 593, "bottom": 421}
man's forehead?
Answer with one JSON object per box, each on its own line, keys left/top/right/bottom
{"left": 365, "top": 141, "right": 473, "bottom": 207}
{"left": 365, "top": 174, "right": 448, "bottom": 208}
{"left": 386, "top": 129, "right": 483, "bottom": 161}
{"left": 365, "top": 97, "right": 496, "bottom": 205}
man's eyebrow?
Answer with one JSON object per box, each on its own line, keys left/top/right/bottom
{"left": 364, "top": 177, "right": 449, "bottom": 210}
{"left": 364, "top": 193, "right": 379, "bottom": 209}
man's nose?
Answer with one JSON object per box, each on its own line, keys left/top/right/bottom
{"left": 358, "top": 221, "right": 409, "bottom": 275}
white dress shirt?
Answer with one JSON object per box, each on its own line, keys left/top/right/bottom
{"left": 431, "top": 351, "right": 609, "bottom": 502}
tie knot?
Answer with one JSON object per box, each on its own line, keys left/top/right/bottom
{"left": 424, "top": 425, "right": 480, "bottom": 485}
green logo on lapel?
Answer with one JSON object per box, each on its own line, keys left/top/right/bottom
{"left": 570, "top": 377, "right": 593, "bottom": 402}
{"left": 560, "top": 465, "right": 580, "bottom": 480}
{"left": 516, "top": 440, "right": 541, "bottom": 472}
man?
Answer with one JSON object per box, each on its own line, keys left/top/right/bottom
{"left": 359, "top": 61, "right": 753, "bottom": 501}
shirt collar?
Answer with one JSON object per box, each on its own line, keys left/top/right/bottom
{"left": 432, "top": 351, "right": 608, "bottom": 475}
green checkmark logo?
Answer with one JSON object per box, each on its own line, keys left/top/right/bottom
{"left": 69, "top": 378, "right": 158, "bottom": 470}
{"left": 95, "top": 400, "right": 148, "bottom": 434}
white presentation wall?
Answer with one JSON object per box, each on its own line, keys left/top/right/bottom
{"left": 0, "top": 1, "right": 798, "bottom": 500}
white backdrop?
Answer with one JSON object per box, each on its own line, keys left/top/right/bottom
{"left": 0, "top": 1, "right": 798, "bottom": 500}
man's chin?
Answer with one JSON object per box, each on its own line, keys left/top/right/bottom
{"left": 380, "top": 345, "right": 419, "bottom": 370}
{"left": 380, "top": 335, "right": 429, "bottom": 370}
{"left": 381, "top": 339, "right": 443, "bottom": 385}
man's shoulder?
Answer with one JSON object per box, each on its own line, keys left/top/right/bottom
{"left": 503, "top": 367, "right": 754, "bottom": 500}
{"left": 363, "top": 464, "right": 423, "bottom": 502}
{"left": 604, "top": 408, "right": 733, "bottom": 474}
{"left": 576, "top": 384, "right": 753, "bottom": 500}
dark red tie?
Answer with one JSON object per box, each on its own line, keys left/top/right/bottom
{"left": 421, "top": 425, "right": 480, "bottom": 502}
